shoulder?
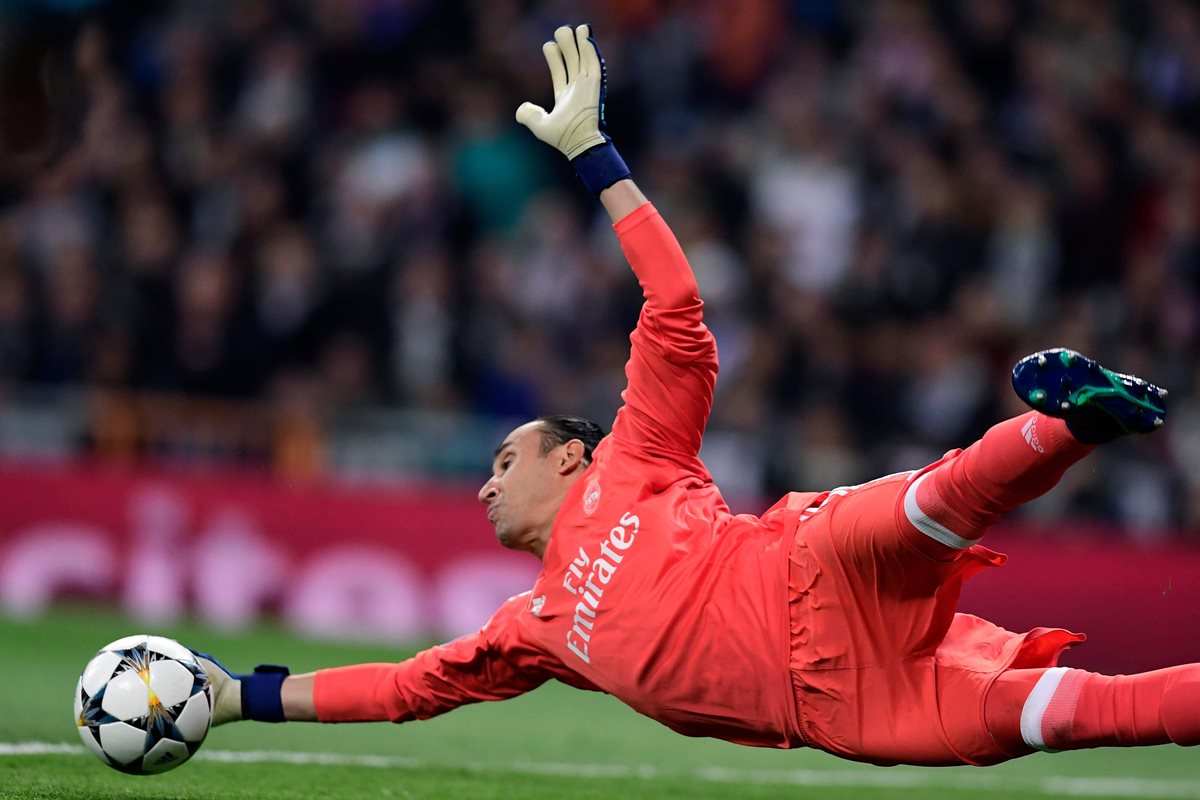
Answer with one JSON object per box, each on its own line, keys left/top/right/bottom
{"left": 479, "top": 591, "right": 537, "bottom": 637}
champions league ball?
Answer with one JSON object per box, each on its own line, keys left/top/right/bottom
{"left": 74, "top": 634, "right": 212, "bottom": 774}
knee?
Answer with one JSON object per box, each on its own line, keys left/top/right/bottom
{"left": 902, "top": 470, "right": 984, "bottom": 554}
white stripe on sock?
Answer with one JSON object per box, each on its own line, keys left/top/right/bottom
{"left": 1020, "top": 666, "right": 1071, "bottom": 752}
{"left": 902, "top": 472, "right": 977, "bottom": 550}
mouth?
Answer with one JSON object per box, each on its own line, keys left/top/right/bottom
{"left": 487, "top": 505, "right": 499, "bottom": 524}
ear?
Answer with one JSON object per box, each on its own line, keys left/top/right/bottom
{"left": 556, "top": 439, "right": 587, "bottom": 476}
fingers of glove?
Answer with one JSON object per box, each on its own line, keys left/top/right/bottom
{"left": 196, "top": 657, "right": 232, "bottom": 691}
{"left": 190, "top": 649, "right": 234, "bottom": 678}
{"left": 542, "top": 41, "right": 567, "bottom": 96}
{"left": 197, "top": 660, "right": 220, "bottom": 687}
{"left": 578, "top": 25, "right": 601, "bottom": 78}
{"left": 554, "top": 25, "right": 581, "bottom": 83}
{"left": 515, "top": 101, "right": 548, "bottom": 130}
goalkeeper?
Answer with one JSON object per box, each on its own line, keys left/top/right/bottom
{"left": 198, "top": 25, "right": 1199, "bottom": 766}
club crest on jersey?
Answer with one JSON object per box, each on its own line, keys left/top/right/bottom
{"left": 582, "top": 479, "right": 602, "bottom": 515}
{"left": 528, "top": 595, "right": 546, "bottom": 616}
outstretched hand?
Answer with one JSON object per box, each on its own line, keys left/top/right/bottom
{"left": 192, "top": 649, "right": 292, "bottom": 723}
{"left": 516, "top": 24, "right": 609, "bottom": 160}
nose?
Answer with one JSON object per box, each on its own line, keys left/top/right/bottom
{"left": 478, "top": 477, "right": 498, "bottom": 504}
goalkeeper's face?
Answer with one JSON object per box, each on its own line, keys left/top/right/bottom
{"left": 478, "top": 421, "right": 579, "bottom": 556}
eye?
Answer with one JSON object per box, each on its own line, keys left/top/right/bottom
{"left": 502, "top": 456, "right": 514, "bottom": 470}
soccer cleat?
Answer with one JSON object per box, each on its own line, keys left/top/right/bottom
{"left": 1012, "top": 348, "right": 1167, "bottom": 443}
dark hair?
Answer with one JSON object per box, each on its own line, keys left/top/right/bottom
{"left": 536, "top": 415, "right": 606, "bottom": 465}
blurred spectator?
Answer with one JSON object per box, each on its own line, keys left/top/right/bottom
{"left": 0, "top": 263, "right": 34, "bottom": 384}
{"left": 166, "top": 247, "right": 243, "bottom": 395}
{"left": 32, "top": 243, "right": 101, "bottom": 385}
{"left": 449, "top": 75, "right": 556, "bottom": 232}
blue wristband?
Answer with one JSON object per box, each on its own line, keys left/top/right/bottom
{"left": 240, "top": 664, "right": 290, "bottom": 722}
{"left": 571, "top": 142, "right": 631, "bottom": 196}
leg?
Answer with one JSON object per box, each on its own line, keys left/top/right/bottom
{"left": 903, "top": 412, "right": 1092, "bottom": 556}
{"left": 797, "top": 350, "right": 1173, "bottom": 764}
{"left": 985, "top": 665, "right": 1200, "bottom": 753}
{"left": 904, "top": 348, "right": 1168, "bottom": 557}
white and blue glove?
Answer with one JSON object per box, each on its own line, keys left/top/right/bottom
{"left": 192, "top": 650, "right": 290, "bottom": 725}
{"left": 516, "top": 24, "right": 630, "bottom": 195}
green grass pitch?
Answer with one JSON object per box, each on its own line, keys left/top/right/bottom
{"left": 1, "top": 609, "right": 1197, "bottom": 800}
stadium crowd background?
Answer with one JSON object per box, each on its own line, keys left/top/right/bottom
{"left": 0, "top": 0, "right": 1197, "bottom": 535}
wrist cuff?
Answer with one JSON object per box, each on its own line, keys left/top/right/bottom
{"left": 571, "top": 142, "right": 630, "bottom": 196}
{"left": 240, "top": 664, "right": 290, "bottom": 722}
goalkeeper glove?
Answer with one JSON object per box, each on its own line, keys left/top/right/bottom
{"left": 515, "top": 24, "right": 630, "bottom": 195}
{"left": 192, "top": 650, "right": 290, "bottom": 725}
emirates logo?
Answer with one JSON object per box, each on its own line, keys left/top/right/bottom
{"left": 582, "top": 479, "right": 601, "bottom": 515}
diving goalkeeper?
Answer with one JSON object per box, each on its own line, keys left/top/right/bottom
{"left": 198, "top": 25, "right": 1198, "bottom": 766}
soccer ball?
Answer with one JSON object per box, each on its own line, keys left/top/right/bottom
{"left": 74, "top": 634, "right": 212, "bottom": 774}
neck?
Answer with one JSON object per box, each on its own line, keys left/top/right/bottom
{"left": 530, "top": 535, "right": 548, "bottom": 560}
{"left": 528, "top": 479, "right": 580, "bottom": 560}
{"left": 528, "top": 512, "right": 560, "bottom": 560}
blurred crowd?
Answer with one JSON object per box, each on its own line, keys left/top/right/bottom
{"left": 0, "top": 0, "right": 1198, "bottom": 533}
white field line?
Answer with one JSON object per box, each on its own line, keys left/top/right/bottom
{"left": 2, "top": 741, "right": 1199, "bottom": 799}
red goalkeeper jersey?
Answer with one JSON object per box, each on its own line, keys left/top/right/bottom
{"left": 313, "top": 202, "right": 812, "bottom": 748}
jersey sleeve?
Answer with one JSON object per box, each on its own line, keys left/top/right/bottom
{"left": 311, "top": 594, "right": 556, "bottom": 723}
{"left": 608, "top": 203, "right": 717, "bottom": 469}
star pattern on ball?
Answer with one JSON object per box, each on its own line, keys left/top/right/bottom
{"left": 75, "top": 636, "right": 214, "bottom": 775}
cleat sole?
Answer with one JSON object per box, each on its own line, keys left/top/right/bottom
{"left": 1012, "top": 348, "right": 1167, "bottom": 435}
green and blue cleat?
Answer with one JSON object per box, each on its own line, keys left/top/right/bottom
{"left": 1012, "top": 348, "right": 1167, "bottom": 443}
